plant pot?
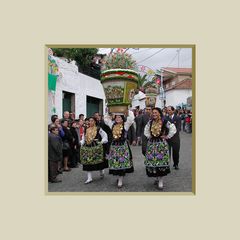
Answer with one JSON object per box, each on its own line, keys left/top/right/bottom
{"left": 145, "top": 87, "right": 158, "bottom": 107}
{"left": 108, "top": 105, "right": 129, "bottom": 114}
{"left": 101, "top": 69, "right": 138, "bottom": 113}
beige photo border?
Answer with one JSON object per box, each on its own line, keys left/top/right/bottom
{"left": 45, "top": 44, "right": 196, "bottom": 196}
{"left": 3, "top": 0, "right": 240, "bottom": 238}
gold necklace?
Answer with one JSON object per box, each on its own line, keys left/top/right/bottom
{"left": 86, "top": 126, "right": 97, "bottom": 144}
{"left": 151, "top": 118, "right": 162, "bottom": 137}
{"left": 112, "top": 124, "right": 123, "bottom": 140}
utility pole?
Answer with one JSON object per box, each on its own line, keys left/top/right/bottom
{"left": 159, "top": 68, "right": 165, "bottom": 109}
{"left": 177, "top": 48, "right": 181, "bottom": 68}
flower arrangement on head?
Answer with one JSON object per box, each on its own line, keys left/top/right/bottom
{"left": 100, "top": 49, "right": 139, "bottom": 114}
{"left": 101, "top": 48, "right": 137, "bottom": 71}
{"left": 144, "top": 76, "right": 159, "bottom": 108}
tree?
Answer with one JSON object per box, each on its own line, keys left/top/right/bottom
{"left": 155, "top": 69, "right": 162, "bottom": 76}
{"left": 137, "top": 73, "right": 148, "bottom": 88}
{"left": 52, "top": 48, "right": 99, "bottom": 78}
{"left": 143, "top": 79, "right": 158, "bottom": 89}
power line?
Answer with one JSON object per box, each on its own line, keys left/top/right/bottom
{"left": 177, "top": 49, "right": 181, "bottom": 68}
{"left": 137, "top": 48, "right": 165, "bottom": 64}
{"left": 181, "top": 56, "right": 192, "bottom": 63}
{"left": 131, "top": 48, "right": 152, "bottom": 55}
{"left": 165, "top": 50, "right": 179, "bottom": 68}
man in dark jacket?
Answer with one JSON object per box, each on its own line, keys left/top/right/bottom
{"left": 48, "top": 124, "right": 63, "bottom": 183}
{"left": 69, "top": 120, "right": 80, "bottom": 168}
{"left": 60, "top": 111, "right": 73, "bottom": 126}
{"left": 48, "top": 114, "right": 58, "bottom": 131}
{"left": 127, "top": 123, "right": 137, "bottom": 145}
{"left": 165, "top": 106, "right": 181, "bottom": 170}
{"left": 134, "top": 110, "right": 142, "bottom": 145}
{"left": 139, "top": 107, "right": 152, "bottom": 156}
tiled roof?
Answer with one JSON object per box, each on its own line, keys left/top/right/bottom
{"left": 165, "top": 78, "right": 192, "bottom": 91}
{"left": 163, "top": 67, "right": 192, "bottom": 74}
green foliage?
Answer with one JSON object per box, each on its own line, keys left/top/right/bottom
{"left": 52, "top": 48, "right": 98, "bottom": 75}
{"left": 155, "top": 69, "right": 162, "bottom": 76}
{"left": 137, "top": 74, "right": 158, "bottom": 90}
{"left": 144, "top": 79, "right": 158, "bottom": 89}
{"left": 137, "top": 73, "right": 148, "bottom": 88}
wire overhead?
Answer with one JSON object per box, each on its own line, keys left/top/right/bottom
{"left": 137, "top": 48, "right": 165, "bottom": 64}
{"left": 131, "top": 48, "right": 152, "bottom": 55}
{"left": 165, "top": 49, "right": 181, "bottom": 68}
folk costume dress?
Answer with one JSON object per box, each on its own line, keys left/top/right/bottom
{"left": 80, "top": 126, "right": 108, "bottom": 172}
{"left": 104, "top": 110, "right": 135, "bottom": 176}
{"left": 144, "top": 119, "right": 176, "bottom": 177}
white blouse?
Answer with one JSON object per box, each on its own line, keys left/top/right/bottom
{"left": 80, "top": 128, "right": 108, "bottom": 146}
{"left": 104, "top": 110, "right": 135, "bottom": 132}
{"left": 144, "top": 120, "right": 176, "bottom": 139}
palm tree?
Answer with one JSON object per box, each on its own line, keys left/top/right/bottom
{"left": 143, "top": 80, "right": 157, "bottom": 89}
{"left": 135, "top": 74, "right": 158, "bottom": 94}
{"left": 137, "top": 73, "right": 148, "bottom": 88}
{"left": 155, "top": 69, "right": 162, "bottom": 76}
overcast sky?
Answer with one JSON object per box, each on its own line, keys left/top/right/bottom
{"left": 98, "top": 48, "right": 192, "bottom": 74}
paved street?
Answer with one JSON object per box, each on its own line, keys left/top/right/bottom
{"left": 48, "top": 131, "right": 192, "bottom": 193}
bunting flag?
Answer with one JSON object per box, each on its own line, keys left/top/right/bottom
{"left": 137, "top": 65, "right": 155, "bottom": 76}
{"left": 48, "top": 55, "right": 59, "bottom": 76}
{"left": 48, "top": 74, "right": 57, "bottom": 91}
{"left": 48, "top": 52, "right": 59, "bottom": 91}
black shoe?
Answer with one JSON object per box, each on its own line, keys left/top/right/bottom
{"left": 174, "top": 165, "right": 179, "bottom": 170}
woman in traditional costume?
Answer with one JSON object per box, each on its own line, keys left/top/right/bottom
{"left": 104, "top": 110, "right": 135, "bottom": 188}
{"left": 144, "top": 107, "right": 176, "bottom": 190}
{"left": 80, "top": 117, "right": 108, "bottom": 184}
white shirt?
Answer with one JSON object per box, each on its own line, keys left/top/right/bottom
{"left": 104, "top": 110, "right": 135, "bottom": 131}
{"left": 80, "top": 128, "right": 108, "bottom": 146}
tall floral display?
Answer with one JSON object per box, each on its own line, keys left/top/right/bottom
{"left": 48, "top": 48, "right": 59, "bottom": 114}
{"left": 143, "top": 75, "right": 159, "bottom": 108}
{"left": 100, "top": 49, "right": 139, "bottom": 114}
{"left": 145, "top": 87, "right": 158, "bottom": 107}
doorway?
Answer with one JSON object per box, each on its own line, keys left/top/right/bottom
{"left": 62, "top": 91, "right": 75, "bottom": 116}
{"left": 86, "top": 96, "right": 103, "bottom": 117}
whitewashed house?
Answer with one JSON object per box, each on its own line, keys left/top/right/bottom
{"left": 131, "top": 68, "right": 192, "bottom": 110}
{"left": 48, "top": 56, "right": 106, "bottom": 123}
{"left": 162, "top": 67, "right": 192, "bottom": 108}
